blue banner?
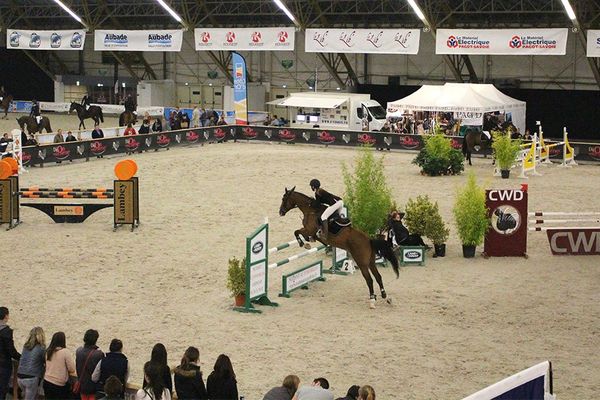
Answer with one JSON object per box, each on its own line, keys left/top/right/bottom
{"left": 232, "top": 52, "right": 248, "bottom": 125}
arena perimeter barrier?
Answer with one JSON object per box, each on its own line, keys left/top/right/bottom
{"left": 234, "top": 218, "right": 349, "bottom": 313}
{"left": 0, "top": 159, "right": 139, "bottom": 231}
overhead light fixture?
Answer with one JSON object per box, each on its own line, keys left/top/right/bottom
{"left": 155, "top": 0, "right": 183, "bottom": 23}
{"left": 407, "top": 0, "right": 427, "bottom": 23}
{"left": 273, "top": 0, "right": 297, "bottom": 25}
{"left": 308, "top": 86, "right": 313, "bottom": 90}
{"left": 282, "top": 84, "right": 287, "bottom": 88}
{"left": 52, "top": 0, "right": 87, "bottom": 27}
{"left": 209, "top": 83, "right": 213, "bottom": 87}
{"left": 122, "top": 82, "right": 126, "bottom": 88}
{"left": 185, "top": 82, "right": 189, "bottom": 86}
{"left": 76, "top": 80, "right": 80, "bottom": 86}
{"left": 336, "top": 87, "right": 341, "bottom": 91}
{"left": 97, "top": 83, "right": 104, "bottom": 87}
{"left": 560, "top": 0, "right": 577, "bottom": 20}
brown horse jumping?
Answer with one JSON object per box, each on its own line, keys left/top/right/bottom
{"left": 119, "top": 111, "right": 137, "bottom": 127}
{"left": 279, "top": 187, "right": 399, "bottom": 308}
{"left": 1, "top": 95, "right": 13, "bottom": 119}
{"left": 17, "top": 115, "right": 53, "bottom": 134}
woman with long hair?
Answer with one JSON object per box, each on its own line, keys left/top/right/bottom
{"left": 174, "top": 346, "right": 207, "bottom": 399}
{"left": 17, "top": 327, "right": 46, "bottom": 400}
{"left": 43, "top": 332, "right": 76, "bottom": 400}
{"left": 358, "top": 385, "right": 376, "bottom": 400}
{"left": 142, "top": 343, "right": 172, "bottom": 394}
{"left": 263, "top": 374, "right": 300, "bottom": 400}
{"left": 206, "top": 354, "right": 238, "bottom": 400}
{"left": 135, "top": 361, "right": 171, "bottom": 400}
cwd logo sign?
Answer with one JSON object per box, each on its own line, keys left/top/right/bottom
{"left": 586, "top": 30, "right": 600, "bottom": 57}
{"left": 546, "top": 228, "right": 600, "bottom": 255}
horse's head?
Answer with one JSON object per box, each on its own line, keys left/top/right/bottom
{"left": 69, "top": 102, "right": 77, "bottom": 113}
{"left": 279, "top": 186, "right": 297, "bottom": 216}
{"left": 16, "top": 117, "right": 24, "bottom": 128}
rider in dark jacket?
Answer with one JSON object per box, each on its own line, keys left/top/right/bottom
{"left": 310, "top": 179, "right": 343, "bottom": 239}
{"left": 124, "top": 95, "right": 136, "bottom": 114}
{"left": 81, "top": 94, "right": 91, "bottom": 110}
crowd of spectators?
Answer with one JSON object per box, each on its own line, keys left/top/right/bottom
{"left": 0, "top": 307, "right": 377, "bottom": 400}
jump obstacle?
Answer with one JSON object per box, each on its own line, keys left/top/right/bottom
{"left": 234, "top": 218, "right": 349, "bottom": 313}
{"left": 512, "top": 127, "right": 577, "bottom": 179}
{"left": 0, "top": 159, "right": 140, "bottom": 231}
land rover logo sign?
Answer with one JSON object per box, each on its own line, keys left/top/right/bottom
{"left": 252, "top": 241, "right": 264, "bottom": 254}
{"left": 405, "top": 251, "right": 420, "bottom": 259}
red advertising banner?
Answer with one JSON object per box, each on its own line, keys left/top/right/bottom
{"left": 484, "top": 189, "right": 528, "bottom": 257}
{"left": 546, "top": 229, "right": 600, "bottom": 255}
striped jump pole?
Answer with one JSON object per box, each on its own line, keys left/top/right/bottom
{"left": 269, "top": 239, "right": 299, "bottom": 254}
{"left": 19, "top": 192, "right": 114, "bottom": 199}
{"left": 20, "top": 187, "right": 114, "bottom": 193}
{"left": 529, "top": 212, "right": 600, "bottom": 217}
{"left": 268, "top": 245, "right": 327, "bottom": 269}
{"left": 529, "top": 226, "right": 600, "bottom": 232}
{"left": 529, "top": 219, "right": 600, "bottom": 224}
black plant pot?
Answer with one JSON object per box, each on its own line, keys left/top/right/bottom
{"left": 462, "top": 244, "right": 476, "bottom": 258}
{"left": 434, "top": 244, "right": 446, "bottom": 257}
{"left": 500, "top": 169, "right": 510, "bottom": 179}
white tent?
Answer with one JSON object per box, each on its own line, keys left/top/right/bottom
{"left": 387, "top": 83, "right": 526, "bottom": 134}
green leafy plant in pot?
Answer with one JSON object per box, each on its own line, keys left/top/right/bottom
{"left": 452, "top": 173, "right": 489, "bottom": 258}
{"left": 226, "top": 257, "right": 246, "bottom": 306}
{"left": 491, "top": 130, "right": 522, "bottom": 179}
{"left": 425, "top": 202, "right": 450, "bottom": 257}
{"left": 404, "top": 195, "right": 436, "bottom": 237}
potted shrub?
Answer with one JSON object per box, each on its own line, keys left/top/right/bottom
{"left": 226, "top": 257, "right": 246, "bottom": 306}
{"left": 491, "top": 130, "right": 522, "bottom": 179}
{"left": 425, "top": 203, "right": 450, "bottom": 257}
{"left": 453, "top": 173, "right": 489, "bottom": 258}
{"left": 412, "top": 132, "right": 464, "bottom": 176}
{"left": 404, "top": 195, "right": 436, "bottom": 237}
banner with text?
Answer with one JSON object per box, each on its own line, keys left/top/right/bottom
{"left": 7, "top": 29, "right": 85, "bottom": 50}
{"left": 232, "top": 52, "right": 248, "bottom": 125}
{"left": 587, "top": 30, "right": 600, "bottom": 57}
{"left": 194, "top": 28, "right": 295, "bottom": 51}
{"left": 305, "top": 28, "right": 420, "bottom": 54}
{"left": 94, "top": 30, "right": 183, "bottom": 52}
{"left": 436, "top": 28, "right": 568, "bottom": 55}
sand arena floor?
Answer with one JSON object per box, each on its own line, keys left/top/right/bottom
{"left": 1, "top": 113, "right": 599, "bottom": 399}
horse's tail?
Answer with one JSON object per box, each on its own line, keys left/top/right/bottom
{"left": 99, "top": 108, "right": 104, "bottom": 123}
{"left": 45, "top": 118, "right": 52, "bottom": 133}
{"left": 370, "top": 239, "right": 399, "bottom": 278}
{"left": 119, "top": 112, "right": 124, "bottom": 127}
{"left": 461, "top": 133, "right": 468, "bottom": 155}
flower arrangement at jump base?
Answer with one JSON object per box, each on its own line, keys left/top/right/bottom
{"left": 226, "top": 257, "right": 246, "bottom": 306}
{"left": 453, "top": 173, "right": 489, "bottom": 258}
{"left": 413, "top": 128, "right": 464, "bottom": 176}
{"left": 404, "top": 195, "right": 450, "bottom": 257}
{"left": 491, "top": 129, "right": 522, "bottom": 178}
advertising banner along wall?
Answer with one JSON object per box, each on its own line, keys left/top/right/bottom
{"left": 194, "top": 28, "right": 295, "bottom": 51}
{"left": 436, "top": 28, "right": 568, "bottom": 55}
{"left": 94, "top": 30, "right": 183, "bottom": 52}
{"left": 305, "top": 28, "right": 420, "bottom": 54}
{"left": 587, "top": 30, "right": 600, "bottom": 57}
{"left": 7, "top": 29, "right": 85, "bottom": 50}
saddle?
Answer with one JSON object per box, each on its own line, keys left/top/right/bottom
{"left": 327, "top": 216, "right": 351, "bottom": 235}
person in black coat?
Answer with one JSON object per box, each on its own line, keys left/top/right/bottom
{"left": 138, "top": 120, "right": 150, "bottom": 134}
{"left": 0, "top": 307, "right": 21, "bottom": 400}
{"left": 92, "top": 123, "right": 104, "bottom": 139}
{"left": 151, "top": 118, "right": 163, "bottom": 133}
{"left": 143, "top": 343, "right": 173, "bottom": 395}
{"left": 335, "top": 385, "right": 360, "bottom": 400}
{"left": 206, "top": 354, "right": 238, "bottom": 400}
{"left": 387, "top": 211, "right": 428, "bottom": 248}
{"left": 174, "top": 347, "right": 207, "bottom": 400}
{"left": 92, "top": 339, "right": 128, "bottom": 398}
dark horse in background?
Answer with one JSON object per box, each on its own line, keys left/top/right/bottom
{"left": 462, "top": 128, "right": 493, "bottom": 166}
{"left": 1, "top": 95, "right": 13, "bottom": 119}
{"left": 17, "top": 115, "right": 52, "bottom": 134}
{"left": 119, "top": 111, "right": 137, "bottom": 127}
{"left": 279, "top": 187, "right": 399, "bottom": 309}
{"left": 69, "top": 102, "right": 104, "bottom": 130}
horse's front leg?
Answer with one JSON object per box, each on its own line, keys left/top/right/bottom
{"left": 294, "top": 228, "right": 310, "bottom": 248}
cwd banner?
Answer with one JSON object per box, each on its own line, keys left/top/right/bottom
{"left": 94, "top": 30, "right": 183, "bottom": 51}
{"left": 587, "top": 30, "right": 600, "bottom": 57}
{"left": 232, "top": 52, "right": 248, "bottom": 125}
{"left": 194, "top": 28, "right": 295, "bottom": 51}
{"left": 305, "top": 28, "right": 420, "bottom": 54}
{"left": 7, "top": 29, "right": 85, "bottom": 50}
{"left": 436, "top": 28, "right": 568, "bottom": 55}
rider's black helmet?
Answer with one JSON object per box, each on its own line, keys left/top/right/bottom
{"left": 310, "top": 179, "right": 320, "bottom": 190}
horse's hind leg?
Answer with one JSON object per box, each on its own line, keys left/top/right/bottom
{"left": 357, "top": 264, "right": 376, "bottom": 308}
{"left": 368, "top": 262, "right": 387, "bottom": 300}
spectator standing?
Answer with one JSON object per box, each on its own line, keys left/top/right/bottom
{"left": 92, "top": 123, "right": 104, "bottom": 139}
{"left": 92, "top": 338, "right": 128, "bottom": 398}
{"left": 358, "top": 385, "right": 375, "bottom": 400}
{"left": 53, "top": 129, "right": 65, "bottom": 143}
{"left": 17, "top": 327, "right": 46, "bottom": 400}
{"left": 200, "top": 108, "right": 208, "bottom": 127}
{"left": 335, "top": 385, "right": 359, "bottom": 400}
{"left": 43, "top": 332, "right": 76, "bottom": 400}
{"left": 152, "top": 117, "right": 163, "bottom": 133}
{"left": 24, "top": 134, "right": 38, "bottom": 146}
{"left": 192, "top": 106, "right": 201, "bottom": 127}
{"left": 263, "top": 374, "right": 300, "bottom": 400}
{"left": 0, "top": 307, "right": 21, "bottom": 400}
{"left": 206, "top": 354, "right": 238, "bottom": 400}
{"left": 216, "top": 114, "right": 227, "bottom": 126}
{"left": 0, "top": 133, "right": 10, "bottom": 154}
{"left": 76, "top": 329, "right": 105, "bottom": 400}
{"left": 136, "top": 362, "right": 171, "bottom": 400}
{"left": 292, "top": 378, "right": 334, "bottom": 400}
{"left": 143, "top": 343, "right": 172, "bottom": 395}
{"left": 124, "top": 123, "right": 137, "bottom": 136}
{"left": 99, "top": 376, "right": 123, "bottom": 400}
{"left": 65, "top": 131, "right": 78, "bottom": 142}
{"left": 180, "top": 111, "right": 190, "bottom": 129}
{"left": 174, "top": 346, "right": 207, "bottom": 400}
{"left": 138, "top": 119, "right": 150, "bottom": 134}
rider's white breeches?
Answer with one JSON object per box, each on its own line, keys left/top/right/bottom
{"left": 321, "top": 200, "right": 343, "bottom": 222}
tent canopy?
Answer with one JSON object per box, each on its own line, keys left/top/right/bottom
{"left": 387, "top": 83, "right": 526, "bottom": 133}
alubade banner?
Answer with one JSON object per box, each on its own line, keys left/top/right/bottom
{"left": 305, "top": 29, "right": 420, "bottom": 54}
{"left": 194, "top": 28, "right": 295, "bottom": 51}
{"left": 436, "top": 28, "right": 568, "bottom": 55}
{"left": 94, "top": 30, "right": 183, "bottom": 52}
{"left": 232, "top": 52, "right": 248, "bottom": 125}
{"left": 587, "top": 30, "right": 600, "bottom": 57}
{"left": 7, "top": 29, "right": 85, "bottom": 50}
